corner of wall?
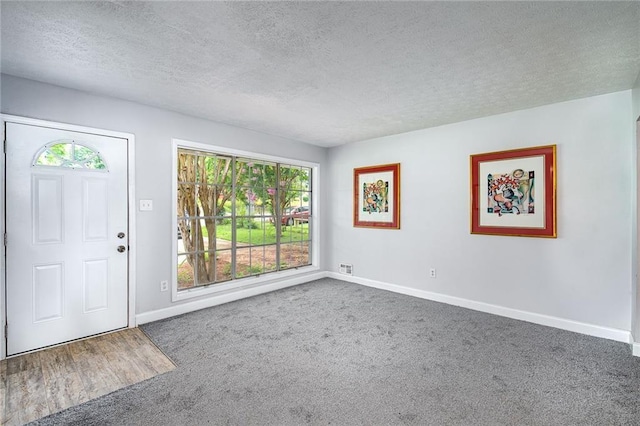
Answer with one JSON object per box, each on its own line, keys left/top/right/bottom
{"left": 633, "top": 71, "right": 640, "bottom": 122}
{"left": 633, "top": 73, "right": 640, "bottom": 341}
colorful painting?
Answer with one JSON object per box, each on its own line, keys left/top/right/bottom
{"left": 354, "top": 163, "right": 400, "bottom": 229}
{"left": 362, "top": 179, "right": 389, "bottom": 214}
{"left": 487, "top": 169, "right": 534, "bottom": 216}
{"left": 471, "top": 145, "right": 556, "bottom": 238}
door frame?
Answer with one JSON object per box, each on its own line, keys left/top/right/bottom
{"left": 1, "top": 114, "right": 137, "bottom": 360}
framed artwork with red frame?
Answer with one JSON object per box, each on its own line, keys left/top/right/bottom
{"left": 353, "top": 163, "right": 400, "bottom": 229}
{"left": 470, "top": 145, "right": 556, "bottom": 238}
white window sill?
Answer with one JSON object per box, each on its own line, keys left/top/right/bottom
{"left": 172, "top": 265, "right": 320, "bottom": 302}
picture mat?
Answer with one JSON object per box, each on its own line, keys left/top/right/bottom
{"left": 357, "top": 170, "right": 395, "bottom": 223}
{"left": 478, "top": 155, "right": 546, "bottom": 228}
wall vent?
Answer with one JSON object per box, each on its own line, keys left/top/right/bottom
{"left": 339, "top": 263, "right": 353, "bottom": 275}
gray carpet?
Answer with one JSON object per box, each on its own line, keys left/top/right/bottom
{"left": 32, "top": 278, "right": 640, "bottom": 425}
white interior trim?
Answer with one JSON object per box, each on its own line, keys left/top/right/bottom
{"left": 170, "top": 138, "right": 321, "bottom": 302}
{"left": 127, "top": 129, "right": 137, "bottom": 328}
{"left": 137, "top": 271, "right": 327, "bottom": 325}
{"left": 1, "top": 120, "right": 6, "bottom": 359}
{"left": 173, "top": 266, "right": 321, "bottom": 302}
{"left": 0, "top": 114, "right": 137, "bottom": 359}
{"left": 327, "top": 272, "right": 632, "bottom": 345}
{"left": 172, "top": 138, "right": 320, "bottom": 168}
{"left": 634, "top": 118, "right": 640, "bottom": 353}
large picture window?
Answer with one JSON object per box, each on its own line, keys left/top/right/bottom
{"left": 174, "top": 142, "right": 314, "bottom": 296}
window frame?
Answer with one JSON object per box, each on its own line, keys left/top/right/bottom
{"left": 171, "top": 138, "right": 320, "bottom": 302}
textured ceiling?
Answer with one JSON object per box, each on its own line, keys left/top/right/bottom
{"left": 1, "top": 1, "right": 639, "bottom": 147}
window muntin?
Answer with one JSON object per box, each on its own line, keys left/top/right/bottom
{"left": 176, "top": 148, "right": 312, "bottom": 291}
{"left": 34, "top": 141, "right": 107, "bottom": 171}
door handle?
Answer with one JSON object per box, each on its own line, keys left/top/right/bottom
{"left": 117, "top": 245, "right": 126, "bottom": 253}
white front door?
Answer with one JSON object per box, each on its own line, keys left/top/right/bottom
{"left": 6, "top": 122, "right": 129, "bottom": 355}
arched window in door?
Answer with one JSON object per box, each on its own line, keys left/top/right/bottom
{"left": 33, "top": 140, "right": 108, "bottom": 171}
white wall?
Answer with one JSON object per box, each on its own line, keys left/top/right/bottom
{"left": 0, "top": 74, "right": 328, "bottom": 316}
{"left": 2, "top": 74, "right": 637, "bottom": 345}
{"left": 327, "top": 91, "right": 634, "bottom": 333}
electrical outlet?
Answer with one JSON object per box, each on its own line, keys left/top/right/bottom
{"left": 140, "top": 199, "right": 153, "bottom": 211}
{"left": 429, "top": 268, "right": 436, "bottom": 278}
{"left": 160, "top": 280, "right": 169, "bottom": 292}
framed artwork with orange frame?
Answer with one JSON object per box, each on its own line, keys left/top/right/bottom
{"left": 353, "top": 163, "right": 400, "bottom": 229}
{"left": 470, "top": 145, "right": 556, "bottom": 238}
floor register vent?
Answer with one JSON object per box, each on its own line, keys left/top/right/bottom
{"left": 339, "top": 263, "right": 353, "bottom": 276}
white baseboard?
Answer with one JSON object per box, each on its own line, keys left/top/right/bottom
{"left": 136, "top": 271, "right": 328, "bottom": 325}
{"left": 327, "top": 272, "right": 632, "bottom": 345}
{"left": 135, "top": 270, "right": 635, "bottom": 354}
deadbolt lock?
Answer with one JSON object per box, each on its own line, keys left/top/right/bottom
{"left": 117, "top": 232, "right": 125, "bottom": 239}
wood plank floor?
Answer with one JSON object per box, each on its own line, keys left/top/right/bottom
{"left": 0, "top": 328, "right": 175, "bottom": 426}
